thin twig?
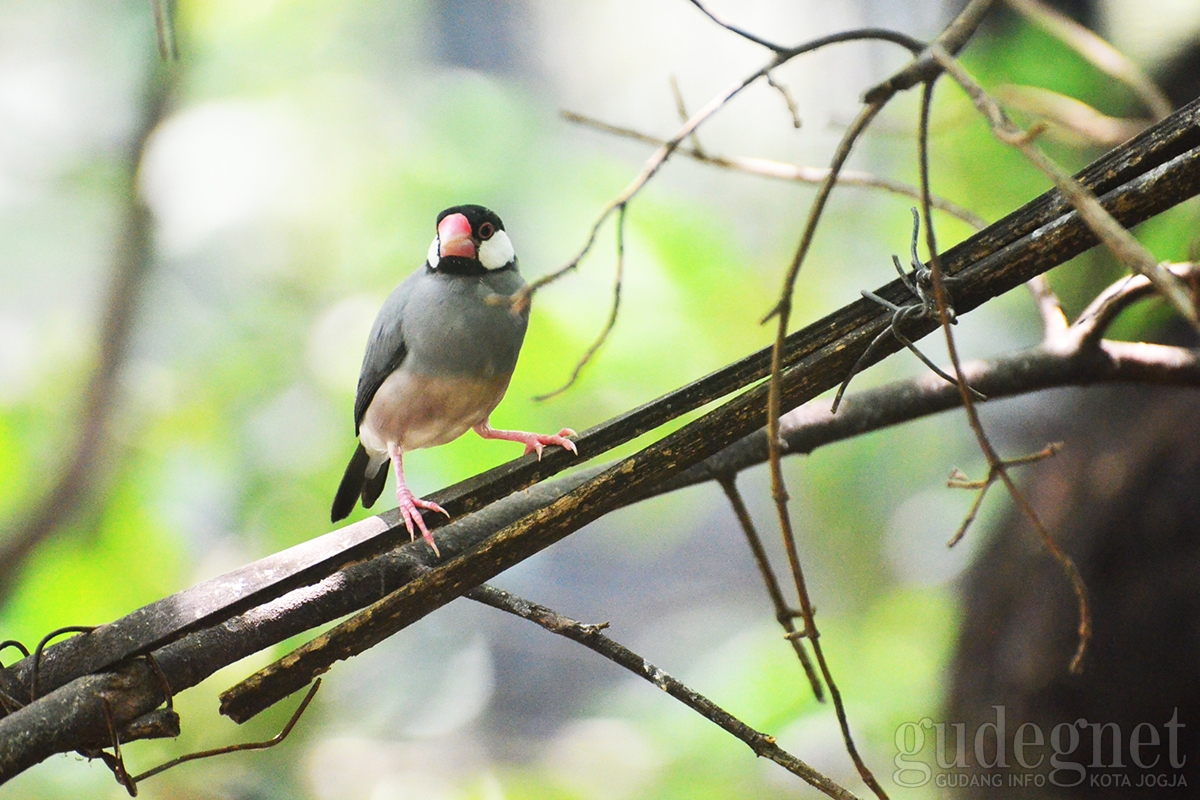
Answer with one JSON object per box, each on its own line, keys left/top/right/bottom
{"left": 469, "top": 585, "right": 859, "bottom": 800}
{"left": 930, "top": 44, "right": 1199, "bottom": 330}
{"left": 766, "top": 72, "right": 803, "bottom": 128}
{"left": 670, "top": 75, "right": 706, "bottom": 155}
{"left": 685, "top": 0, "right": 791, "bottom": 53}
{"left": 522, "top": 26, "right": 929, "bottom": 396}
{"left": 863, "top": 0, "right": 998, "bottom": 103}
{"left": 98, "top": 698, "right": 134, "bottom": 795}
{"left": 535, "top": 204, "right": 627, "bottom": 400}
{"left": 916, "top": 73, "right": 1091, "bottom": 675}
{"left": 756, "top": 9, "right": 1001, "bottom": 795}
{"left": 760, "top": 104, "right": 892, "bottom": 800}
{"left": 1004, "top": 0, "right": 1171, "bottom": 120}
{"left": 150, "top": 0, "right": 178, "bottom": 61}
{"left": 562, "top": 111, "right": 987, "bottom": 229}
{"left": 526, "top": 28, "right": 926, "bottom": 308}
{"left": 945, "top": 443, "right": 1062, "bottom": 546}
{"left": 518, "top": 69, "right": 768, "bottom": 312}
{"left": 1026, "top": 274, "right": 1069, "bottom": 337}
{"left": 1074, "top": 262, "right": 1199, "bottom": 347}
{"left": 0, "top": 641, "right": 30, "bottom": 666}
{"left": 31, "top": 626, "right": 95, "bottom": 701}
{"left": 131, "top": 679, "right": 320, "bottom": 785}
{"left": 994, "top": 84, "right": 1148, "bottom": 147}
{"left": 717, "top": 476, "right": 823, "bottom": 701}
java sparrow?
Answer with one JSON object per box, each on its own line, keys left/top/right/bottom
{"left": 331, "top": 205, "right": 577, "bottom": 554}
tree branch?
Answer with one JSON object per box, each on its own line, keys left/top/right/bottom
{"left": 470, "top": 585, "right": 858, "bottom": 799}
{"left": 5, "top": 97, "right": 1200, "bottom": 780}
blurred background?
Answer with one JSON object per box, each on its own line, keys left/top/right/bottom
{"left": 1, "top": 0, "right": 1199, "bottom": 797}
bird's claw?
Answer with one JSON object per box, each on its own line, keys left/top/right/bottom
{"left": 397, "top": 491, "right": 449, "bottom": 557}
{"left": 523, "top": 428, "right": 579, "bottom": 459}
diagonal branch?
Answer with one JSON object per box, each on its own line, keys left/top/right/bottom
{"left": 3, "top": 331, "right": 1198, "bottom": 780}
{"left": 7, "top": 101, "right": 1200, "bottom": 750}
{"left": 470, "top": 585, "right": 858, "bottom": 799}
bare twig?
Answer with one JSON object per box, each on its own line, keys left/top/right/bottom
{"left": 562, "top": 111, "right": 988, "bottom": 229}
{"left": 526, "top": 28, "right": 925, "bottom": 310}
{"left": 150, "top": 0, "right": 178, "bottom": 61}
{"left": 97, "top": 698, "right": 134, "bottom": 795}
{"left": 31, "top": 627, "right": 96, "bottom": 702}
{"left": 863, "top": 0, "right": 998, "bottom": 103}
{"left": 535, "top": 205, "right": 627, "bottom": 400}
{"left": 685, "top": 0, "right": 791, "bottom": 53}
{"left": 1026, "top": 274, "right": 1069, "bottom": 337}
{"left": 470, "top": 585, "right": 858, "bottom": 799}
{"left": 519, "top": 71, "right": 765, "bottom": 311}
{"left": 0, "top": 641, "right": 30, "bottom": 666}
{"left": 717, "top": 477, "right": 823, "bottom": 700}
{"left": 670, "top": 75, "right": 706, "bottom": 155}
{"left": 129, "top": 679, "right": 320, "bottom": 785}
{"left": 766, "top": 72, "right": 803, "bottom": 128}
{"left": 522, "top": 27, "right": 927, "bottom": 398}
{"left": 915, "top": 72, "right": 1091, "bottom": 675}
{"left": 945, "top": 443, "right": 1062, "bottom": 546}
{"left": 1004, "top": 0, "right": 1171, "bottom": 120}
{"left": 1073, "top": 262, "right": 1199, "bottom": 345}
{"left": 761, "top": 100, "right": 888, "bottom": 800}
{"left": 995, "top": 84, "right": 1148, "bottom": 146}
{"left": 930, "top": 44, "right": 1199, "bottom": 329}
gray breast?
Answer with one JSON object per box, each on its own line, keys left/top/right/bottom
{"left": 401, "top": 269, "right": 529, "bottom": 380}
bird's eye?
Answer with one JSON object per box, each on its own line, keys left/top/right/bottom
{"left": 478, "top": 221, "right": 495, "bottom": 240}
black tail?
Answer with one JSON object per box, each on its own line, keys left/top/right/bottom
{"left": 331, "top": 444, "right": 371, "bottom": 522}
{"left": 362, "top": 457, "right": 389, "bottom": 508}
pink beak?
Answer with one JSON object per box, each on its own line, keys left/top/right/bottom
{"left": 438, "top": 213, "right": 476, "bottom": 259}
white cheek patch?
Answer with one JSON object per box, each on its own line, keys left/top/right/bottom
{"left": 479, "top": 230, "right": 515, "bottom": 270}
{"left": 427, "top": 235, "right": 440, "bottom": 269}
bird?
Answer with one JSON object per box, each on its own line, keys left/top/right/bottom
{"left": 331, "top": 204, "right": 578, "bottom": 555}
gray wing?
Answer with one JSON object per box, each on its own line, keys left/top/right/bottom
{"left": 353, "top": 276, "right": 414, "bottom": 433}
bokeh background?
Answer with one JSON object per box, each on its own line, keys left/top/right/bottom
{"left": 2, "top": 0, "right": 1199, "bottom": 797}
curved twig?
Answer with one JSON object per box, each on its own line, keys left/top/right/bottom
{"left": 130, "top": 680, "right": 321, "bottom": 785}
{"left": 561, "top": 111, "right": 988, "bottom": 229}
{"left": 534, "top": 204, "right": 627, "bottom": 400}
{"left": 916, "top": 72, "right": 1091, "bottom": 674}
{"left": 1004, "top": 0, "right": 1171, "bottom": 120}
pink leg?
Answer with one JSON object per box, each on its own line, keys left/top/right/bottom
{"left": 389, "top": 442, "right": 449, "bottom": 556}
{"left": 473, "top": 421, "right": 578, "bottom": 460}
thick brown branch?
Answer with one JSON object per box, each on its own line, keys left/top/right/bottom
{"left": 6, "top": 100, "right": 1200, "bottom": 777}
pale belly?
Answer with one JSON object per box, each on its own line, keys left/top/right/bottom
{"left": 358, "top": 368, "right": 512, "bottom": 460}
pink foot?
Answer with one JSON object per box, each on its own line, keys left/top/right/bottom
{"left": 389, "top": 442, "right": 449, "bottom": 556}
{"left": 474, "top": 423, "right": 579, "bottom": 460}
{"left": 397, "top": 487, "right": 449, "bottom": 557}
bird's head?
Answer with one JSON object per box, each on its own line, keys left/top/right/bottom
{"left": 427, "top": 205, "right": 515, "bottom": 275}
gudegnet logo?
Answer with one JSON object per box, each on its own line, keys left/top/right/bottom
{"left": 892, "top": 706, "right": 1187, "bottom": 790}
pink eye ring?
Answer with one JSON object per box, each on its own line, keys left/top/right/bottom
{"left": 478, "top": 221, "right": 495, "bottom": 240}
